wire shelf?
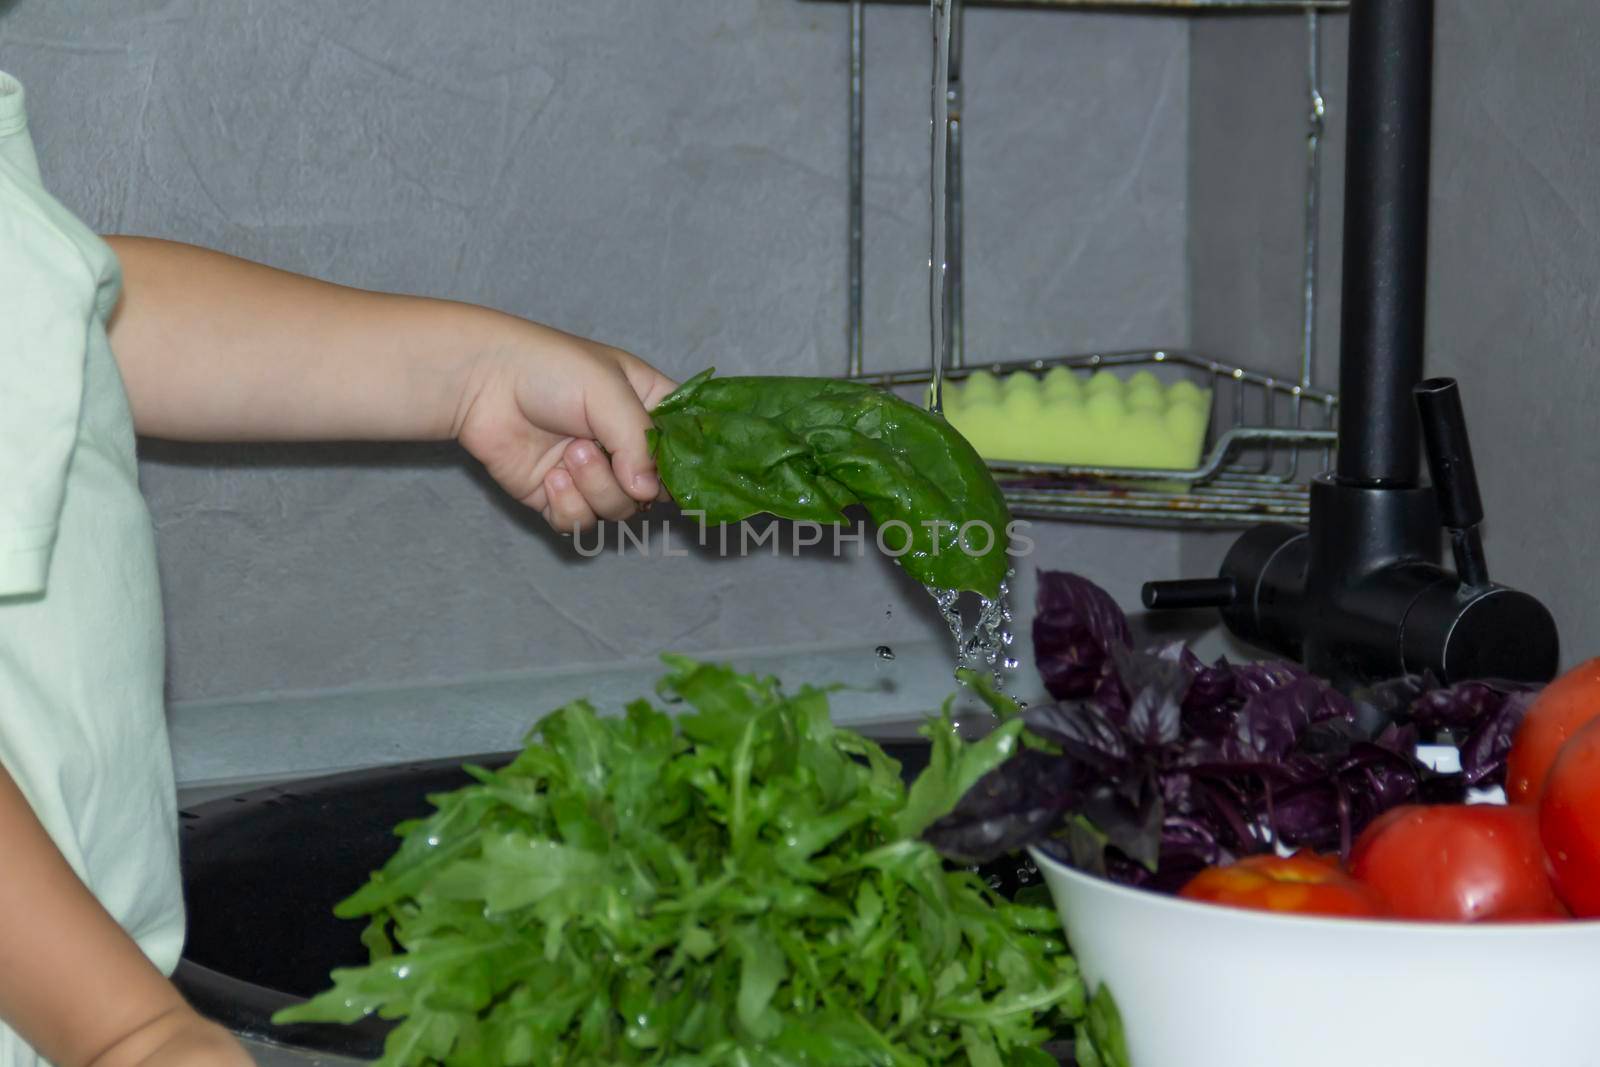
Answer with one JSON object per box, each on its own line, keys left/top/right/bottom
{"left": 848, "top": 350, "right": 1337, "bottom": 525}
{"left": 831, "top": 0, "right": 1340, "bottom": 528}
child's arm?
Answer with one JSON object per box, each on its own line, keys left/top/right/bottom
{"left": 0, "top": 766, "right": 253, "bottom": 1066}
{"left": 104, "top": 236, "right": 677, "bottom": 532}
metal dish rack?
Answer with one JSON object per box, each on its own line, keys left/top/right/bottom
{"left": 820, "top": 0, "right": 1346, "bottom": 527}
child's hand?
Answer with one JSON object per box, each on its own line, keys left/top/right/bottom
{"left": 454, "top": 324, "right": 677, "bottom": 534}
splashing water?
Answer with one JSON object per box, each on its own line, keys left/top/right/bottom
{"left": 926, "top": 574, "right": 1017, "bottom": 739}
{"left": 926, "top": 570, "right": 1018, "bottom": 687}
{"left": 920, "top": 2, "right": 1018, "bottom": 713}
{"left": 927, "top": 0, "right": 953, "bottom": 415}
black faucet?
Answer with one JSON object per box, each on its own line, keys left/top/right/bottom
{"left": 1142, "top": 0, "right": 1559, "bottom": 693}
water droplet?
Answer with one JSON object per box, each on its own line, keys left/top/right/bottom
{"left": 875, "top": 645, "right": 896, "bottom": 661}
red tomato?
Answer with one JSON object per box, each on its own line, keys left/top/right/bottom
{"left": 1507, "top": 657, "right": 1600, "bottom": 804}
{"left": 1540, "top": 716, "right": 1600, "bottom": 918}
{"left": 1349, "top": 804, "right": 1567, "bottom": 922}
{"left": 1179, "top": 852, "right": 1388, "bottom": 918}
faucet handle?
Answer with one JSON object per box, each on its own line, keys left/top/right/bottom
{"left": 1414, "top": 377, "right": 1490, "bottom": 589}
{"left": 1141, "top": 577, "right": 1238, "bottom": 611}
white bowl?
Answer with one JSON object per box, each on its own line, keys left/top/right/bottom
{"left": 1031, "top": 847, "right": 1600, "bottom": 1067}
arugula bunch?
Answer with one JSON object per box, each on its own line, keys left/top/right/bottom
{"left": 647, "top": 371, "right": 1012, "bottom": 598}
{"left": 275, "top": 656, "right": 1083, "bottom": 1066}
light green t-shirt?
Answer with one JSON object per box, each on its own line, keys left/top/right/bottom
{"left": 0, "top": 71, "right": 183, "bottom": 1066}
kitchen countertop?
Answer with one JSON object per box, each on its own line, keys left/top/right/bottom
{"left": 170, "top": 637, "right": 1037, "bottom": 794}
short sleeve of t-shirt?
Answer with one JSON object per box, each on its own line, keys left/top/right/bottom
{"left": 0, "top": 70, "right": 120, "bottom": 596}
{"left": 0, "top": 73, "right": 184, "bottom": 1062}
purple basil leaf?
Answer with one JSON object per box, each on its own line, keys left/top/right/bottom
{"left": 1119, "top": 845, "right": 1211, "bottom": 894}
{"left": 1408, "top": 680, "right": 1499, "bottom": 730}
{"left": 1101, "top": 851, "right": 1156, "bottom": 889}
{"left": 1081, "top": 780, "right": 1164, "bottom": 872}
{"left": 1158, "top": 769, "right": 1194, "bottom": 810}
{"left": 1023, "top": 701, "right": 1128, "bottom": 770}
{"left": 1351, "top": 673, "right": 1437, "bottom": 727}
{"left": 1031, "top": 832, "right": 1075, "bottom": 872}
{"left": 1344, "top": 743, "right": 1425, "bottom": 811}
{"left": 1091, "top": 667, "right": 1129, "bottom": 725}
{"left": 1222, "top": 676, "right": 1356, "bottom": 764}
{"left": 1231, "top": 661, "right": 1309, "bottom": 699}
{"left": 1408, "top": 677, "right": 1539, "bottom": 738}
{"left": 1295, "top": 717, "right": 1366, "bottom": 758}
{"left": 1269, "top": 782, "right": 1342, "bottom": 852}
{"left": 922, "top": 749, "right": 1082, "bottom": 864}
{"left": 1112, "top": 767, "right": 1147, "bottom": 805}
{"left": 1273, "top": 741, "right": 1425, "bottom": 855}
{"left": 1052, "top": 816, "right": 1112, "bottom": 878}
{"left": 1370, "top": 721, "right": 1419, "bottom": 757}
{"left": 1033, "top": 571, "right": 1132, "bottom": 700}
{"left": 1458, "top": 689, "right": 1537, "bottom": 787}
{"left": 1096, "top": 841, "right": 1211, "bottom": 893}
{"left": 1190, "top": 777, "right": 1265, "bottom": 853}
{"left": 1161, "top": 816, "right": 1231, "bottom": 867}
{"left": 1111, "top": 646, "right": 1189, "bottom": 748}
{"left": 1182, "top": 657, "right": 1239, "bottom": 741}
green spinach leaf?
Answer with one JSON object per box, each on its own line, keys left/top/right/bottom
{"left": 648, "top": 370, "right": 1012, "bottom": 597}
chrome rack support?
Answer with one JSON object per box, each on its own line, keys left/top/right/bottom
{"left": 946, "top": 0, "right": 964, "bottom": 368}
{"left": 848, "top": 0, "right": 865, "bottom": 376}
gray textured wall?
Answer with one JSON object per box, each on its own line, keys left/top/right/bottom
{"left": 1183, "top": 11, "right": 1347, "bottom": 655}
{"left": 1, "top": 0, "right": 1190, "bottom": 701}
{"left": 1189, "top": 11, "right": 1346, "bottom": 392}
{"left": 1188, "top": 3, "right": 1600, "bottom": 667}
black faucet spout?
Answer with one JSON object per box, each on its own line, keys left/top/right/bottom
{"left": 1337, "top": 0, "right": 1435, "bottom": 487}
{"left": 1139, "top": 0, "right": 1559, "bottom": 695}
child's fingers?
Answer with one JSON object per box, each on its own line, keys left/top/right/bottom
{"left": 586, "top": 369, "right": 662, "bottom": 504}
{"left": 543, "top": 467, "right": 598, "bottom": 535}
{"left": 562, "top": 441, "right": 638, "bottom": 522}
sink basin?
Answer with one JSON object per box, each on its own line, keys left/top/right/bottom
{"left": 177, "top": 739, "right": 1051, "bottom": 1059}
{"left": 175, "top": 753, "right": 507, "bottom": 1058}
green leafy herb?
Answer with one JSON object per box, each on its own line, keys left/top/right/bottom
{"left": 275, "top": 657, "right": 1083, "bottom": 1065}
{"left": 647, "top": 371, "right": 1012, "bottom": 597}
{"left": 1072, "top": 986, "right": 1130, "bottom": 1067}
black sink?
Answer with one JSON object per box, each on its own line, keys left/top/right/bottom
{"left": 175, "top": 753, "right": 511, "bottom": 1057}
{"left": 177, "top": 739, "right": 1054, "bottom": 1060}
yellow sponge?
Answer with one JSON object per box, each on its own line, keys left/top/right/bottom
{"left": 943, "top": 368, "right": 1212, "bottom": 470}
